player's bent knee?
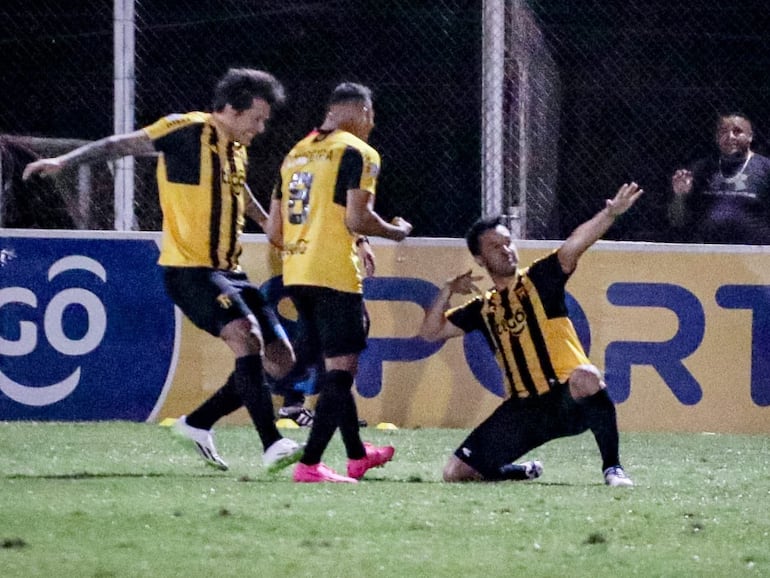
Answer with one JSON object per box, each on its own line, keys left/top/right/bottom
{"left": 443, "top": 455, "right": 481, "bottom": 482}
{"left": 220, "top": 318, "right": 264, "bottom": 356}
{"left": 569, "top": 364, "right": 605, "bottom": 399}
{"left": 221, "top": 317, "right": 253, "bottom": 339}
{"left": 443, "top": 462, "right": 461, "bottom": 482}
{"left": 264, "top": 339, "right": 296, "bottom": 379}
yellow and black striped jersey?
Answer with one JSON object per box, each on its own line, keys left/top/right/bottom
{"left": 144, "top": 112, "right": 247, "bottom": 270}
{"left": 447, "top": 251, "right": 590, "bottom": 399}
{"left": 274, "top": 129, "right": 380, "bottom": 293}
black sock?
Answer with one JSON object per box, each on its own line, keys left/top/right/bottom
{"left": 334, "top": 371, "right": 366, "bottom": 460}
{"left": 186, "top": 373, "right": 240, "bottom": 430}
{"left": 234, "top": 355, "right": 281, "bottom": 451}
{"left": 301, "top": 370, "right": 364, "bottom": 464}
{"left": 581, "top": 389, "right": 621, "bottom": 471}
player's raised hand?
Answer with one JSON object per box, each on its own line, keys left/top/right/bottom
{"left": 446, "top": 269, "right": 483, "bottom": 296}
{"left": 22, "top": 158, "right": 65, "bottom": 181}
{"left": 606, "top": 182, "right": 643, "bottom": 217}
{"left": 671, "top": 169, "right": 693, "bottom": 196}
{"left": 390, "top": 216, "right": 413, "bottom": 241}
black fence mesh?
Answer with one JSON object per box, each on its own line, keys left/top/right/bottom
{"left": 531, "top": 0, "right": 770, "bottom": 241}
{"left": 1, "top": 0, "right": 768, "bottom": 241}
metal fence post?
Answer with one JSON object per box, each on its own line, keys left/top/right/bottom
{"left": 482, "top": 0, "right": 505, "bottom": 223}
{"left": 113, "top": 0, "right": 136, "bottom": 231}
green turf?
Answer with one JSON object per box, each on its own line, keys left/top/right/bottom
{"left": 1, "top": 421, "right": 768, "bottom": 577}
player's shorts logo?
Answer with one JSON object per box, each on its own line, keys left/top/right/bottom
{"left": 216, "top": 294, "right": 232, "bottom": 309}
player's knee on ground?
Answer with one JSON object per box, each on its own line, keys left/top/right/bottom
{"left": 568, "top": 364, "right": 605, "bottom": 400}
{"left": 443, "top": 455, "right": 482, "bottom": 482}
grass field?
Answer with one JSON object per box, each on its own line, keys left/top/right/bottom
{"left": 1, "top": 421, "right": 769, "bottom": 577}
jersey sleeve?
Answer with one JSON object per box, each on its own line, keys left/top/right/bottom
{"left": 359, "top": 147, "right": 381, "bottom": 194}
{"left": 142, "top": 113, "right": 206, "bottom": 185}
{"left": 333, "top": 147, "right": 364, "bottom": 205}
{"left": 446, "top": 296, "right": 485, "bottom": 333}
{"left": 332, "top": 145, "right": 381, "bottom": 206}
{"left": 526, "top": 251, "right": 570, "bottom": 318}
{"left": 143, "top": 113, "right": 201, "bottom": 154}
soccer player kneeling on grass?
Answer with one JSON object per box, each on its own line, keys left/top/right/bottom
{"left": 419, "top": 183, "right": 643, "bottom": 487}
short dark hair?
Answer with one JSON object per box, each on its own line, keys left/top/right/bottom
{"left": 212, "top": 68, "right": 285, "bottom": 112}
{"left": 465, "top": 215, "right": 505, "bottom": 256}
{"left": 716, "top": 111, "right": 753, "bottom": 130}
{"left": 328, "top": 82, "right": 372, "bottom": 106}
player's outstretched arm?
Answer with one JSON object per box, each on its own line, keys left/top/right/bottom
{"left": 22, "top": 129, "right": 154, "bottom": 181}
{"left": 345, "top": 189, "right": 412, "bottom": 241}
{"left": 245, "top": 185, "right": 269, "bottom": 230}
{"left": 265, "top": 198, "right": 284, "bottom": 249}
{"left": 356, "top": 236, "right": 376, "bottom": 277}
{"left": 558, "top": 182, "right": 643, "bottom": 274}
{"left": 419, "top": 270, "right": 481, "bottom": 342}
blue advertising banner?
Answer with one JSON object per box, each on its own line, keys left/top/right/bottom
{"left": 3, "top": 232, "right": 770, "bottom": 433}
{"left": 0, "top": 234, "right": 177, "bottom": 420}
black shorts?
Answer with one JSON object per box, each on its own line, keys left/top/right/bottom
{"left": 454, "top": 383, "right": 589, "bottom": 478}
{"left": 287, "top": 285, "right": 369, "bottom": 358}
{"left": 163, "top": 267, "right": 287, "bottom": 343}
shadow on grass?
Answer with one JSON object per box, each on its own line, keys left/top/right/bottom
{"left": 4, "top": 472, "right": 224, "bottom": 480}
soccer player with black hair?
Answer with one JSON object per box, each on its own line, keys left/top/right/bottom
{"left": 267, "top": 82, "right": 412, "bottom": 482}
{"left": 420, "top": 183, "right": 643, "bottom": 486}
{"left": 23, "top": 68, "right": 302, "bottom": 472}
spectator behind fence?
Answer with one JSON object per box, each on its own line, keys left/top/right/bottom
{"left": 668, "top": 112, "right": 770, "bottom": 244}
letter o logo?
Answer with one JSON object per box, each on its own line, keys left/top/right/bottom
{"left": 44, "top": 288, "right": 107, "bottom": 356}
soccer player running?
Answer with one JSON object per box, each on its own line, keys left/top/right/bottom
{"left": 23, "top": 68, "right": 302, "bottom": 472}
{"left": 267, "top": 82, "right": 412, "bottom": 483}
{"left": 419, "top": 183, "right": 643, "bottom": 486}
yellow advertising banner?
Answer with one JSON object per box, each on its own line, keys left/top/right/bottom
{"left": 159, "top": 236, "right": 770, "bottom": 434}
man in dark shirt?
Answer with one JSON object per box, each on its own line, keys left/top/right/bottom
{"left": 669, "top": 113, "right": 770, "bottom": 244}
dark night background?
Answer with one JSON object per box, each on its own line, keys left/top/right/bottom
{"left": 1, "top": 1, "right": 768, "bottom": 239}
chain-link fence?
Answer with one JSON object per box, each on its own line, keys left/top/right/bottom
{"left": 531, "top": 0, "right": 770, "bottom": 241}
{"left": 1, "top": 1, "right": 769, "bottom": 240}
